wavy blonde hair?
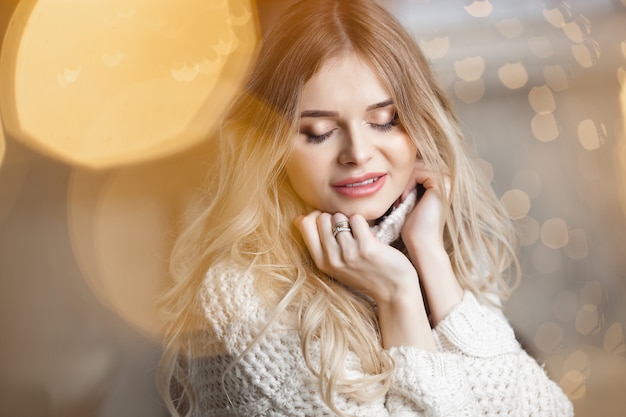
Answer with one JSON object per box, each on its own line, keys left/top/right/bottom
{"left": 157, "top": 0, "right": 519, "bottom": 415}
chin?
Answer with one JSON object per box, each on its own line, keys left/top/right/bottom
{"left": 340, "top": 203, "right": 394, "bottom": 223}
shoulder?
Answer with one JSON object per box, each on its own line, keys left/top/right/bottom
{"left": 200, "top": 262, "right": 273, "bottom": 354}
{"left": 201, "top": 261, "right": 272, "bottom": 323}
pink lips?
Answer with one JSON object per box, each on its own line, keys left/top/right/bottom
{"left": 332, "top": 173, "right": 387, "bottom": 197}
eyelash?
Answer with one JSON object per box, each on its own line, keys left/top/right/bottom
{"left": 304, "top": 113, "right": 399, "bottom": 144}
{"left": 306, "top": 130, "right": 335, "bottom": 144}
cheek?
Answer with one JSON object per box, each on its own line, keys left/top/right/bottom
{"left": 285, "top": 148, "right": 316, "bottom": 191}
{"left": 396, "top": 138, "right": 418, "bottom": 173}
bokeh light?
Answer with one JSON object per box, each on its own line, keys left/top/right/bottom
{"left": 541, "top": 217, "right": 569, "bottom": 249}
{"left": 543, "top": 7, "right": 566, "bottom": 28}
{"left": 575, "top": 304, "right": 601, "bottom": 336}
{"left": 464, "top": 0, "right": 493, "bottom": 18}
{"left": 543, "top": 64, "right": 569, "bottom": 91}
{"left": 501, "top": 189, "right": 531, "bottom": 220}
{"left": 454, "top": 79, "right": 485, "bottom": 103}
{"left": 531, "top": 112, "right": 559, "bottom": 142}
{"left": 0, "top": 0, "right": 258, "bottom": 169}
{"left": 528, "top": 86, "right": 556, "bottom": 114}
{"left": 515, "top": 216, "right": 541, "bottom": 246}
{"left": 498, "top": 62, "right": 529, "bottom": 90}
{"left": 67, "top": 144, "right": 209, "bottom": 337}
{"left": 604, "top": 323, "right": 626, "bottom": 354}
{"left": 571, "top": 43, "right": 599, "bottom": 69}
{"left": 495, "top": 18, "right": 523, "bottom": 39}
{"left": 0, "top": 0, "right": 623, "bottom": 415}
{"left": 419, "top": 36, "right": 450, "bottom": 60}
{"left": 454, "top": 56, "right": 485, "bottom": 82}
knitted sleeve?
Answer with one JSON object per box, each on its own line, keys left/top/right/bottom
{"left": 385, "top": 291, "right": 575, "bottom": 417}
{"left": 192, "top": 264, "right": 343, "bottom": 416}
{"left": 193, "top": 265, "right": 573, "bottom": 417}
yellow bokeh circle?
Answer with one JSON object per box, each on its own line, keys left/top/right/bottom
{"left": 0, "top": 0, "right": 258, "bottom": 169}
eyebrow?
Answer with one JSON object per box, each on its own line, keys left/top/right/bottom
{"left": 299, "top": 98, "right": 394, "bottom": 118}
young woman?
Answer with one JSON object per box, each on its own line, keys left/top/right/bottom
{"left": 157, "top": 0, "right": 574, "bottom": 416}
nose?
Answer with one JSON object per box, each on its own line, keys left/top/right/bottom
{"left": 338, "top": 126, "right": 374, "bottom": 166}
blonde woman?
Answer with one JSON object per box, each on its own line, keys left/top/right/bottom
{"left": 157, "top": 0, "right": 574, "bottom": 416}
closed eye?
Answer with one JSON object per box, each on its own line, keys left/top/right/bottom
{"left": 303, "top": 128, "right": 336, "bottom": 144}
{"left": 370, "top": 112, "right": 399, "bottom": 132}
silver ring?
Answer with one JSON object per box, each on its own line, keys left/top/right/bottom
{"left": 332, "top": 221, "right": 352, "bottom": 237}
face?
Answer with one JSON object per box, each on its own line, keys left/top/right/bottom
{"left": 285, "top": 54, "right": 418, "bottom": 221}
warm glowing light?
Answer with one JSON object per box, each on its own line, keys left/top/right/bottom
{"left": 560, "top": 370, "right": 586, "bottom": 400}
{"left": 622, "top": 41, "right": 626, "bottom": 59}
{"left": 528, "top": 86, "right": 556, "bottom": 114}
{"left": 464, "top": 0, "right": 493, "bottom": 18}
{"left": 543, "top": 64, "right": 569, "bottom": 92}
{"left": 531, "top": 113, "right": 559, "bottom": 142}
{"left": 564, "top": 350, "right": 591, "bottom": 378}
{"left": 571, "top": 43, "right": 599, "bottom": 68}
{"left": 563, "top": 20, "right": 585, "bottom": 44}
{"left": 419, "top": 36, "right": 450, "bottom": 60}
{"left": 604, "top": 323, "right": 626, "bottom": 354}
{"left": 543, "top": 7, "right": 566, "bottom": 28}
{"left": 577, "top": 119, "right": 603, "bottom": 150}
{"left": 495, "top": 18, "right": 524, "bottom": 39}
{"left": 453, "top": 79, "right": 485, "bottom": 103}
{"left": 541, "top": 217, "right": 569, "bottom": 249}
{"left": 0, "top": 0, "right": 259, "bottom": 169}
{"left": 575, "top": 304, "right": 601, "bottom": 335}
{"left": 515, "top": 216, "right": 540, "bottom": 246}
{"left": 498, "top": 62, "right": 528, "bottom": 89}
{"left": 67, "top": 145, "right": 209, "bottom": 336}
{"left": 453, "top": 56, "right": 486, "bottom": 82}
{"left": 501, "top": 189, "right": 531, "bottom": 220}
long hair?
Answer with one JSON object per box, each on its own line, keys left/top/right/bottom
{"left": 157, "top": 0, "right": 519, "bottom": 415}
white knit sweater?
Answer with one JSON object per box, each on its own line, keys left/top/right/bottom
{"left": 191, "top": 261, "right": 574, "bottom": 417}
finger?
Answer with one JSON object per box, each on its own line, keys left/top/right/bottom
{"left": 294, "top": 211, "right": 326, "bottom": 266}
{"left": 331, "top": 213, "right": 352, "bottom": 242}
{"left": 317, "top": 212, "right": 342, "bottom": 262}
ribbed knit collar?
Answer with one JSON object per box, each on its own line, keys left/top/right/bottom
{"left": 370, "top": 188, "right": 418, "bottom": 245}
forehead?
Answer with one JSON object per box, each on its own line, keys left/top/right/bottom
{"left": 299, "top": 54, "right": 391, "bottom": 109}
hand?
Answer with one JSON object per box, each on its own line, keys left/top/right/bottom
{"left": 294, "top": 210, "right": 436, "bottom": 350}
{"left": 294, "top": 211, "right": 419, "bottom": 304}
{"left": 397, "top": 159, "right": 464, "bottom": 325}
{"left": 398, "top": 159, "right": 450, "bottom": 253}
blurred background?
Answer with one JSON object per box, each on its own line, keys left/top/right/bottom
{"left": 0, "top": 0, "right": 624, "bottom": 416}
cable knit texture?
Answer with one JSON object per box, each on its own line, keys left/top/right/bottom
{"left": 193, "top": 263, "right": 574, "bottom": 416}
{"left": 370, "top": 188, "right": 417, "bottom": 244}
